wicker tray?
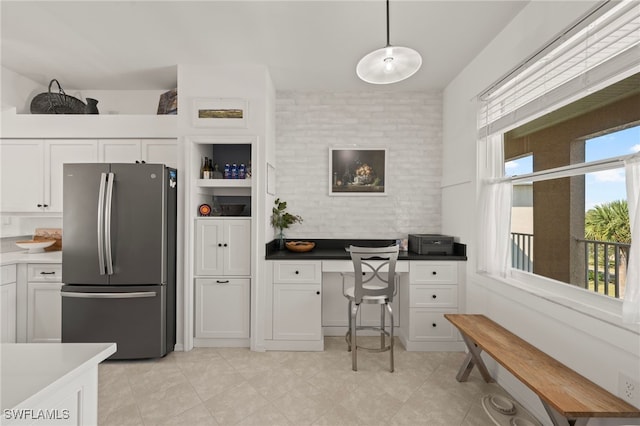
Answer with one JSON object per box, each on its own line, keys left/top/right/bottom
{"left": 30, "top": 79, "right": 86, "bottom": 114}
{"left": 285, "top": 241, "right": 316, "bottom": 252}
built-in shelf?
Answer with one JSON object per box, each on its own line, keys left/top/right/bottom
{"left": 196, "top": 179, "right": 251, "bottom": 188}
{"left": 1, "top": 108, "right": 177, "bottom": 138}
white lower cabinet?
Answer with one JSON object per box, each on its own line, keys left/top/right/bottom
{"left": 399, "top": 261, "right": 464, "bottom": 351}
{"left": 268, "top": 261, "right": 323, "bottom": 350}
{"left": 1, "top": 264, "right": 17, "bottom": 343}
{"left": 193, "top": 217, "right": 251, "bottom": 347}
{"left": 195, "top": 278, "right": 250, "bottom": 339}
{"left": 273, "top": 283, "right": 321, "bottom": 341}
{"left": 26, "top": 264, "right": 62, "bottom": 343}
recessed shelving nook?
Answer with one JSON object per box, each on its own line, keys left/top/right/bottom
{"left": 189, "top": 135, "right": 255, "bottom": 218}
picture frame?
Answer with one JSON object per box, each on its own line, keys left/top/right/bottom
{"left": 192, "top": 98, "right": 248, "bottom": 128}
{"left": 267, "top": 163, "right": 276, "bottom": 195}
{"left": 329, "top": 147, "right": 387, "bottom": 196}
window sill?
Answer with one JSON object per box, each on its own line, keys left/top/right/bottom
{"left": 473, "top": 269, "right": 640, "bottom": 337}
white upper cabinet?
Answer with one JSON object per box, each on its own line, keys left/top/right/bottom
{"left": 0, "top": 139, "right": 96, "bottom": 212}
{"left": 0, "top": 140, "right": 44, "bottom": 212}
{"left": 47, "top": 139, "right": 98, "bottom": 212}
{"left": 142, "top": 140, "right": 178, "bottom": 169}
{"left": 98, "top": 139, "right": 140, "bottom": 163}
{"left": 98, "top": 139, "right": 177, "bottom": 169}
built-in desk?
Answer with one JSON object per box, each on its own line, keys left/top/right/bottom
{"left": 264, "top": 239, "right": 467, "bottom": 352}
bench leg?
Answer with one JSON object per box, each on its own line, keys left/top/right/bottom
{"left": 541, "top": 400, "right": 588, "bottom": 426}
{"left": 456, "top": 335, "right": 494, "bottom": 383}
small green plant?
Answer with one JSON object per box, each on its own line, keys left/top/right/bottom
{"left": 271, "top": 198, "right": 302, "bottom": 235}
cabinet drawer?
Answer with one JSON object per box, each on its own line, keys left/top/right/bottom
{"left": 1, "top": 264, "right": 16, "bottom": 285}
{"left": 410, "top": 262, "right": 457, "bottom": 284}
{"left": 409, "top": 309, "right": 459, "bottom": 341}
{"left": 410, "top": 285, "right": 458, "bottom": 308}
{"left": 28, "top": 264, "right": 62, "bottom": 282}
{"left": 273, "top": 262, "right": 321, "bottom": 284}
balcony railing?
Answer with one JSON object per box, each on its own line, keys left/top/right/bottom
{"left": 511, "top": 234, "right": 630, "bottom": 298}
{"left": 511, "top": 232, "right": 533, "bottom": 272}
{"left": 577, "top": 238, "right": 630, "bottom": 298}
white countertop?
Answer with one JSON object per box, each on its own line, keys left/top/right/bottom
{"left": 1, "top": 343, "right": 116, "bottom": 411}
{"left": 0, "top": 251, "right": 62, "bottom": 266}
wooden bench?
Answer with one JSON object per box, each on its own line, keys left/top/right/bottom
{"left": 445, "top": 314, "right": 640, "bottom": 426}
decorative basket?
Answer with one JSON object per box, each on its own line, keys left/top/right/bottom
{"left": 30, "top": 79, "right": 87, "bottom": 114}
{"left": 285, "top": 241, "right": 316, "bottom": 253}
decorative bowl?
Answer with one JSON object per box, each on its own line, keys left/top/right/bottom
{"left": 220, "top": 204, "right": 245, "bottom": 216}
{"left": 16, "top": 239, "right": 56, "bottom": 254}
{"left": 286, "top": 241, "right": 316, "bottom": 253}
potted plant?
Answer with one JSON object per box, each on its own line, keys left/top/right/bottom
{"left": 271, "top": 198, "right": 302, "bottom": 250}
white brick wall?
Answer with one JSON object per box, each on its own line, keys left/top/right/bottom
{"left": 275, "top": 91, "right": 443, "bottom": 239}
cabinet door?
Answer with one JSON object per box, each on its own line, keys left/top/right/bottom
{"left": 98, "top": 139, "right": 141, "bottom": 163}
{"left": 0, "top": 282, "right": 17, "bottom": 343}
{"left": 224, "top": 219, "right": 251, "bottom": 276}
{"left": 195, "top": 278, "right": 250, "bottom": 338}
{"left": 273, "top": 284, "right": 321, "bottom": 341}
{"left": 0, "top": 140, "right": 44, "bottom": 212}
{"left": 142, "top": 139, "right": 178, "bottom": 169}
{"left": 194, "top": 220, "right": 224, "bottom": 276}
{"left": 27, "top": 282, "right": 62, "bottom": 343}
{"left": 45, "top": 139, "right": 97, "bottom": 212}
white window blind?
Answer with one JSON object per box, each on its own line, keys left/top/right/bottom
{"left": 478, "top": 0, "right": 640, "bottom": 137}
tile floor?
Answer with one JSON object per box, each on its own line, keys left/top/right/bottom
{"left": 98, "top": 337, "right": 510, "bottom": 426}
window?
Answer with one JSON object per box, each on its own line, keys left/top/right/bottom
{"left": 477, "top": 1, "right": 639, "bottom": 312}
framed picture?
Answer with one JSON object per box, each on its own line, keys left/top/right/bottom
{"left": 192, "top": 98, "right": 248, "bottom": 128}
{"left": 267, "top": 163, "right": 276, "bottom": 195}
{"left": 329, "top": 148, "right": 387, "bottom": 196}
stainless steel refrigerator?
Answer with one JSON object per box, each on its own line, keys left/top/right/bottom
{"left": 61, "top": 163, "right": 177, "bottom": 359}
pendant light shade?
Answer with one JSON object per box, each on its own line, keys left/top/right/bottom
{"left": 356, "top": 0, "right": 422, "bottom": 84}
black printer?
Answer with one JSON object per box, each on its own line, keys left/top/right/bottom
{"left": 408, "top": 234, "right": 454, "bottom": 255}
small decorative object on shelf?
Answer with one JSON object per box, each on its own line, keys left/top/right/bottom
{"left": 198, "top": 204, "right": 212, "bottom": 216}
{"left": 212, "top": 164, "right": 223, "bottom": 179}
{"left": 30, "top": 79, "right": 87, "bottom": 114}
{"left": 85, "top": 98, "right": 99, "bottom": 114}
{"left": 271, "top": 198, "right": 303, "bottom": 250}
{"left": 157, "top": 89, "right": 177, "bottom": 115}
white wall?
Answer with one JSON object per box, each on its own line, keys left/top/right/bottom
{"left": 442, "top": 1, "right": 640, "bottom": 424}
{"left": 1, "top": 67, "right": 43, "bottom": 113}
{"left": 275, "top": 90, "right": 442, "bottom": 240}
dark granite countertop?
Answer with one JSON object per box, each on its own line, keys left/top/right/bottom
{"left": 265, "top": 239, "right": 467, "bottom": 261}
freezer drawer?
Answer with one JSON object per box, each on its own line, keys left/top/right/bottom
{"left": 61, "top": 284, "right": 166, "bottom": 359}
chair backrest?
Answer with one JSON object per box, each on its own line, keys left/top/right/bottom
{"left": 348, "top": 245, "right": 399, "bottom": 303}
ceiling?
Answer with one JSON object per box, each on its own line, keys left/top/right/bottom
{"left": 1, "top": 1, "right": 528, "bottom": 92}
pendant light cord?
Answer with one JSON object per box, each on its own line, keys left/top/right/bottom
{"left": 386, "top": 0, "right": 390, "bottom": 47}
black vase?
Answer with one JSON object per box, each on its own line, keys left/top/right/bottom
{"left": 85, "top": 98, "right": 99, "bottom": 114}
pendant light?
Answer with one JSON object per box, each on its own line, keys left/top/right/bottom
{"left": 356, "top": 0, "right": 422, "bottom": 85}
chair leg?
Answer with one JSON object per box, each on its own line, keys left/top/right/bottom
{"left": 351, "top": 303, "right": 359, "bottom": 371}
{"left": 346, "top": 300, "right": 352, "bottom": 352}
{"left": 380, "top": 303, "right": 386, "bottom": 350}
{"left": 386, "top": 302, "right": 394, "bottom": 373}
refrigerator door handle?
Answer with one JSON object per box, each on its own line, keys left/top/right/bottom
{"left": 97, "top": 172, "right": 107, "bottom": 275}
{"left": 61, "top": 291, "right": 157, "bottom": 299}
{"left": 105, "top": 172, "right": 115, "bottom": 275}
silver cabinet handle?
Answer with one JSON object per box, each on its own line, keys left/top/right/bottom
{"left": 97, "top": 172, "right": 107, "bottom": 275}
{"left": 61, "top": 291, "right": 157, "bottom": 299}
{"left": 105, "top": 172, "right": 115, "bottom": 275}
